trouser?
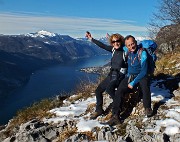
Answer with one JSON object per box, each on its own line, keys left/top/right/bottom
{"left": 95, "top": 74, "right": 125, "bottom": 113}
{"left": 106, "top": 74, "right": 125, "bottom": 97}
{"left": 112, "top": 76, "right": 151, "bottom": 115}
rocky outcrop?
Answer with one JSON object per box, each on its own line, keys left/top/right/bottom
{"left": 155, "top": 24, "right": 180, "bottom": 55}
{"left": 0, "top": 80, "right": 179, "bottom": 142}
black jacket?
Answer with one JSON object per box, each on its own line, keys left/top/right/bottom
{"left": 91, "top": 38, "right": 127, "bottom": 72}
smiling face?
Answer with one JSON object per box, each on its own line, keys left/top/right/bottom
{"left": 111, "top": 37, "right": 121, "bottom": 49}
{"left": 125, "top": 37, "right": 137, "bottom": 52}
{"left": 109, "top": 33, "right": 124, "bottom": 49}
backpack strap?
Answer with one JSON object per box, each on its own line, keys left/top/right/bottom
{"left": 112, "top": 48, "right": 116, "bottom": 57}
{"left": 137, "top": 48, "right": 144, "bottom": 61}
{"left": 123, "top": 50, "right": 127, "bottom": 62}
{"left": 123, "top": 50, "right": 129, "bottom": 62}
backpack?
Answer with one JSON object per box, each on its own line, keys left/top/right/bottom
{"left": 138, "top": 40, "right": 157, "bottom": 76}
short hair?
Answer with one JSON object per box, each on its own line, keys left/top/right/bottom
{"left": 109, "top": 33, "right": 124, "bottom": 46}
{"left": 124, "top": 35, "right": 136, "bottom": 41}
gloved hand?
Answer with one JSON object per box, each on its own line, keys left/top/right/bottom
{"left": 110, "top": 71, "right": 119, "bottom": 82}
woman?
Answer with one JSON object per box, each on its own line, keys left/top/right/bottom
{"left": 85, "top": 31, "right": 128, "bottom": 119}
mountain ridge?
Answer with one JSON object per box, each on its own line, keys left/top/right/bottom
{"left": 0, "top": 31, "right": 109, "bottom": 96}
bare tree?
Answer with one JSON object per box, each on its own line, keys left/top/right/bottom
{"left": 158, "top": 0, "right": 180, "bottom": 24}
{"left": 148, "top": 0, "right": 180, "bottom": 38}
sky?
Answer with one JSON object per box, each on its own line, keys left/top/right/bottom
{"left": 44, "top": 79, "right": 180, "bottom": 137}
{"left": 0, "top": 0, "right": 159, "bottom": 38}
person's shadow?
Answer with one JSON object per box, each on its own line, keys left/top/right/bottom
{"left": 151, "top": 73, "right": 180, "bottom": 116}
{"left": 119, "top": 86, "right": 142, "bottom": 120}
{"left": 119, "top": 73, "right": 180, "bottom": 120}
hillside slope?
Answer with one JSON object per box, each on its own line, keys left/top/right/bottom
{"left": 0, "top": 48, "right": 179, "bottom": 142}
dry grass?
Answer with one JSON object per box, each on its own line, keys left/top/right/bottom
{"left": 116, "top": 123, "right": 128, "bottom": 135}
{"left": 58, "top": 127, "right": 77, "bottom": 142}
{"left": 155, "top": 50, "right": 180, "bottom": 76}
{"left": 5, "top": 97, "right": 65, "bottom": 136}
{"left": 67, "top": 76, "right": 104, "bottom": 103}
{"left": 86, "top": 102, "right": 96, "bottom": 114}
{"left": 58, "top": 128, "right": 96, "bottom": 141}
{"left": 175, "top": 94, "right": 180, "bottom": 102}
{"left": 81, "top": 131, "right": 96, "bottom": 141}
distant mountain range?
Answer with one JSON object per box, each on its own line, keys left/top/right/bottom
{"left": 0, "top": 30, "right": 109, "bottom": 96}
{"left": 0, "top": 30, "right": 109, "bottom": 61}
{"left": 0, "top": 30, "right": 152, "bottom": 96}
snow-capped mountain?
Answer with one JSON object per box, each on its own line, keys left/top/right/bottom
{"left": 0, "top": 30, "right": 109, "bottom": 97}
{"left": 77, "top": 35, "right": 149, "bottom": 45}
{"left": 26, "top": 30, "right": 57, "bottom": 38}
{"left": 135, "top": 36, "right": 151, "bottom": 44}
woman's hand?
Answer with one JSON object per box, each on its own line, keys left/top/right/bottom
{"left": 85, "top": 31, "right": 92, "bottom": 40}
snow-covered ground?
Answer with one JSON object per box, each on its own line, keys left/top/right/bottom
{"left": 43, "top": 79, "right": 180, "bottom": 136}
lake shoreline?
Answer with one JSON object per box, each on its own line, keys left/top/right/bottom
{"left": 0, "top": 54, "right": 111, "bottom": 125}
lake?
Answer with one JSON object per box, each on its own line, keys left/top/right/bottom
{"left": 0, "top": 54, "right": 111, "bottom": 125}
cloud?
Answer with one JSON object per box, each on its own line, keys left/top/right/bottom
{"left": 0, "top": 12, "right": 148, "bottom": 38}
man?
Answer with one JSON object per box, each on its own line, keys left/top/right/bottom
{"left": 107, "top": 35, "right": 153, "bottom": 126}
{"left": 85, "top": 31, "right": 127, "bottom": 119}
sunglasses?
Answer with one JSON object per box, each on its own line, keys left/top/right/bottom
{"left": 111, "top": 39, "right": 121, "bottom": 43}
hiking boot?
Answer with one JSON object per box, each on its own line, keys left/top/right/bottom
{"left": 90, "top": 111, "right": 104, "bottom": 119}
{"left": 145, "top": 108, "right": 153, "bottom": 117}
{"left": 106, "top": 115, "right": 123, "bottom": 126}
